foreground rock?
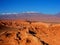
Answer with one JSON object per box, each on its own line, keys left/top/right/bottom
{"left": 0, "top": 20, "right": 60, "bottom": 45}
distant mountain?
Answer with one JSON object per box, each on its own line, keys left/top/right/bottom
{"left": 55, "top": 13, "right": 60, "bottom": 17}
{"left": 0, "top": 13, "right": 60, "bottom": 23}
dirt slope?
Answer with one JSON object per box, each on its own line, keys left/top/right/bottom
{"left": 0, "top": 20, "right": 60, "bottom": 45}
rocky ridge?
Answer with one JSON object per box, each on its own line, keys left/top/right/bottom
{"left": 0, "top": 20, "right": 60, "bottom": 45}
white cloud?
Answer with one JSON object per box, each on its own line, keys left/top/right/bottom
{"left": 22, "top": 11, "right": 39, "bottom": 13}
{"left": 0, "top": 13, "right": 18, "bottom": 15}
{"left": 0, "top": 11, "right": 39, "bottom": 15}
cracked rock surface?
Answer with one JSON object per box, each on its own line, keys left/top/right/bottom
{"left": 0, "top": 20, "right": 60, "bottom": 45}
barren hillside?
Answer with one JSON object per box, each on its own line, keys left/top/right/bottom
{"left": 0, "top": 20, "right": 60, "bottom": 45}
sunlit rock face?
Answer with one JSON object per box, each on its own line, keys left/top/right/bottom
{"left": 0, "top": 20, "right": 60, "bottom": 45}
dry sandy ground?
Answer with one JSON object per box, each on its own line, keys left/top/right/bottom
{"left": 0, "top": 20, "right": 60, "bottom": 45}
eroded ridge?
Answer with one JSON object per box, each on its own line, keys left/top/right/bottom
{"left": 0, "top": 20, "right": 60, "bottom": 45}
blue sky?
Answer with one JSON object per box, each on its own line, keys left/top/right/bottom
{"left": 0, "top": 0, "right": 60, "bottom": 14}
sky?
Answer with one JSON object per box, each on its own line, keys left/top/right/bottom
{"left": 0, "top": 0, "right": 60, "bottom": 14}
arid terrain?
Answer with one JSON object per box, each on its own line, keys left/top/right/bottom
{"left": 0, "top": 13, "right": 60, "bottom": 45}
{"left": 0, "top": 0, "right": 60, "bottom": 44}
{"left": 0, "top": 19, "right": 60, "bottom": 45}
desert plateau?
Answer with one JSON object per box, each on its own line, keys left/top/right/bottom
{"left": 0, "top": 18, "right": 60, "bottom": 45}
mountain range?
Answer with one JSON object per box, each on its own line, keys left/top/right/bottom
{"left": 0, "top": 13, "right": 60, "bottom": 23}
